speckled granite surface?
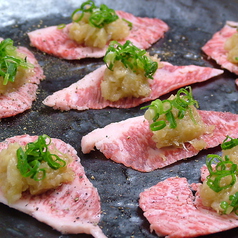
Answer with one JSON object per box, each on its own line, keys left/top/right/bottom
{"left": 0, "top": 0, "right": 238, "bottom": 237}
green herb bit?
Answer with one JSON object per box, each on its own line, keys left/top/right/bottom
{"left": 71, "top": 0, "right": 119, "bottom": 28}
{"left": 141, "top": 86, "right": 198, "bottom": 131}
{"left": 0, "top": 38, "right": 33, "bottom": 85}
{"left": 16, "top": 135, "right": 66, "bottom": 181}
{"left": 220, "top": 192, "right": 238, "bottom": 215}
{"left": 104, "top": 40, "right": 158, "bottom": 79}
{"left": 57, "top": 23, "right": 66, "bottom": 29}
{"left": 221, "top": 135, "right": 238, "bottom": 150}
{"left": 122, "top": 18, "right": 133, "bottom": 30}
{"left": 206, "top": 154, "right": 238, "bottom": 193}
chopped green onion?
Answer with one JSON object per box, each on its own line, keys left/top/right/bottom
{"left": 150, "top": 120, "right": 166, "bottom": 131}
{"left": 206, "top": 154, "right": 237, "bottom": 193}
{"left": 122, "top": 18, "right": 133, "bottom": 30}
{"left": 104, "top": 40, "right": 158, "bottom": 79}
{"left": 71, "top": 0, "right": 125, "bottom": 29}
{"left": 230, "top": 192, "right": 238, "bottom": 207}
{"left": 16, "top": 135, "right": 66, "bottom": 181}
{"left": 0, "top": 38, "right": 33, "bottom": 86}
{"left": 205, "top": 135, "right": 238, "bottom": 214}
{"left": 220, "top": 192, "right": 238, "bottom": 215}
{"left": 221, "top": 135, "right": 238, "bottom": 150}
{"left": 71, "top": 0, "right": 96, "bottom": 23}
{"left": 166, "top": 111, "right": 177, "bottom": 128}
{"left": 141, "top": 86, "right": 198, "bottom": 130}
{"left": 57, "top": 23, "right": 66, "bottom": 29}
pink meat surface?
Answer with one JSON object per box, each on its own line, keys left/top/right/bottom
{"left": 200, "top": 164, "right": 210, "bottom": 182}
{"left": 139, "top": 176, "right": 238, "bottom": 238}
{"left": 42, "top": 63, "right": 223, "bottom": 111}
{"left": 27, "top": 10, "right": 169, "bottom": 60}
{"left": 81, "top": 110, "right": 238, "bottom": 172}
{"left": 0, "top": 135, "right": 106, "bottom": 238}
{"left": 0, "top": 45, "right": 45, "bottom": 118}
{"left": 202, "top": 21, "right": 238, "bottom": 75}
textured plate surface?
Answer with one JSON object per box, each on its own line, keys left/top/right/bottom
{"left": 0, "top": 0, "right": 238, "bottom": 237}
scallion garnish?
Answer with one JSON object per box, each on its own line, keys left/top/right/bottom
{"left": 71, "top": 0, "right": 120, "bottom": 28}
{"left": 205, "top": 154, "right": 237, "bottom": 193}
{"left": 220, "top": 192, "right": 238, "bottom": 215}
{"left": 57, "top": 23, "right": 66, "bottom": 29}
{"left": 16, "top": 135, "right": 66, "bottom": 181}
{"left": 122, "top": 18, "right": 133, "bottom": 30}
{"left": 0, "top": 38, "right": 33, "bottom": 85}
{"left": 203, "top": 136, "right": 238, "bottom": 214}
{"left": 221, "top": 135, "right": 238, "bottom": 150}
{"left": 141, "top": 86, "right": 198, "bottom": 131}
{"left": 104, "top": 40, "right": 158, "bottom": 79}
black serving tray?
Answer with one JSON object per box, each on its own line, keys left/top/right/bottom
{"left": 0, "top": 0, "right": 238, "bottom": 237}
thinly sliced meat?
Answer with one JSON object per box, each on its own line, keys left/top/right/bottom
{"left": 202, "top": 21, "right": 238, "bottom": 75}
{"left": 200, "top": 164, "right": 210, "bottom": 182}
{"left": 139, "top": 177, "right": 238, "bottom": 238}
{"left": 42, "top": 63, "right": 223, "bottom": 111}
{"left": 0, "top": 46, "right": 45, "bottom": 118}
{"left": 0, "top": 135, "right": 106, "bottom": 238}
{"left": 28, "top": 11, "right": 169, "bottom": 60}
{"left": 81, "top": 110, "right": 238, "bottom": 172}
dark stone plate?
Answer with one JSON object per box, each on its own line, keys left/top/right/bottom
{"left": 0, "top": 0, "right": 237, "bottom": 237}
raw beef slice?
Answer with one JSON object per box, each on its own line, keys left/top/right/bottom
{"left": 139, "top": 176, "right": 238, "bottom": 238}
{"left": 81, "top": 110, "right": 238, "bottom": 172}
{"left": 202, "top": 21, "right": 238, "bottom": 75}
{"left": 28, "top": 10, "right": 169, "bottom": 60}
{"left": 0, "top": 135, "right": 106, "bottom": 238}
{"left": 0, "top": 44, "right": 45, "bottom": 119}
{"left": 42, "top": 63, "right": 223, "bottom": 111}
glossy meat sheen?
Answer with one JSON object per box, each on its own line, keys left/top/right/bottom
{"left": 202, "top": 21, "right": 238, "bottom": 75}
{"left": 0, "top": 46, "right": 45, "bottom": 119}
{"left": 81, "top": 110, "right": 238, "bottom": 172}
{"left": 27, "top": 11, "right": 169, "bottom": 60}
{"left": 0, "top": 135, "right": 106, "bottom": 238}
{"left": 42, "top": 63, "right": 223, "bottom": 111}
{"left": 139, "top": 177, "right": 238, "bottom": 238}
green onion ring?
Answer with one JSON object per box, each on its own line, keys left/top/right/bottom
{"left": 16, "top": 134, "right": 67, "bottom": 181}
{"left": 141, "top": 86, "right": 199, "bottom": 131}
{"left": 71, "top": 0, "right": 124, "bottom": 29}
{"left": 150, "top": 120, "right": 166, "bottom": 131}
{"left": 221, "top": 135, "right": 238, "bottom": 150}
{"left": 0, "top": 38, "right": 33, "bottom": 85}
{"left": 206, "top": 154, "right": 238, "bottom": 193}
{"left": 104, "top": 40, "right": 158, "bottom": 79}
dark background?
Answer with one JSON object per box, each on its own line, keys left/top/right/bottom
{"left": 0, "top": 0, "right": 238, "bottom": 237}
